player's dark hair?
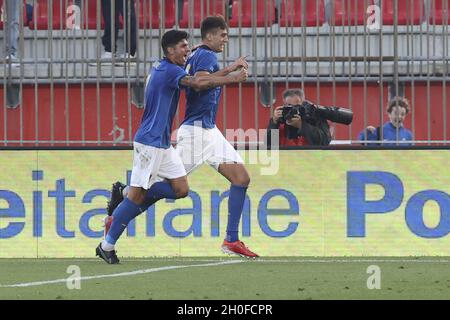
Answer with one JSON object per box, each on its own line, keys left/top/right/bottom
{"left": 161, "top": 30, "right": 189, "bottom": 55}
{"left": 201, "top": 16, "right": 228, "bottom": 39}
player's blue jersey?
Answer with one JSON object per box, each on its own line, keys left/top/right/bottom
{"left": 134, "top": 58, "right": 187, "bottom": 148}
{"left": 181, "top": 46, "right": 222, "bottom": 128}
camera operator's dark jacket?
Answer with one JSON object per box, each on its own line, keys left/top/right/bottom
{"left": 266, "top": 117, "right": 332, "bottom": 147}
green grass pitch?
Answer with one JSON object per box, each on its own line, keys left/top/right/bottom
{"left": 1, "top": 257, "right": 450, "bottom": 300}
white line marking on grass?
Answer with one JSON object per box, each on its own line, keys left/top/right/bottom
{"left": 253, "top": 259, "right": 450, "bottom": 263}
{"left": 3, "top": 258, "right": 450, "bottom": 263}
{"left": 0, "top": 260, "right": 243, "bottom": 288}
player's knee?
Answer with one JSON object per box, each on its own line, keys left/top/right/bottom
{"left": 243, "top": 176, "right": 251, "bottom": 187}
{"left": 174, "top": 186, "right": 189, "bottom": 198}
{"left": 234, "top": 175, "right": 250, "bottom": 187}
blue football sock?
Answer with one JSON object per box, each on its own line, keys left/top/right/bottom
{"left": 148, "top": 181, "right": 177, "bottom": 199}
{"left": 226, "top": 184, "right": 248, "bottom": 242}
{"left": 105, "top": 198, "right": 145, "bottom": 245}
{"left": 143, "top": 194, "right": 162, "bottom": 210}
{"left": 142, "top": 181, "right": 177, "bottom": 209}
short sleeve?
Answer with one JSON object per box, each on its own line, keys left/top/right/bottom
{"left": 168, "top": 65, "right": 188, "bottom": 89}
{"left": 194, "top": 51, "right": 217, "bottom": 74}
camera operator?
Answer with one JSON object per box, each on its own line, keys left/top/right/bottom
{"left": 266, "top": 89, "right": 332, "bottom": 147}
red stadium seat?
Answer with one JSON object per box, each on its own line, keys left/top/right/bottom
{"left": 279, "top": 0, "right": 325, "bottom": 27}
{"left": 29, "top": 0, "right": 97, "bottom": 30}
{"left": 29, "top": 0, "right": 66, "bottom": 30}
{"left": 0, "top": 0, "right": 29, "bottom": 30}
{"left": 61, "top": 0, "right": 104, "bottom": 30}
{"left": 138, "top": 0, "right": 176, "bottom": 28}
{"left": 229, "top": 0, "right": 276, "bottom": 27}
{"left": 329, "top": 0, "right": 374, "bottom": 26}
{"left": 28, "top": 0, "right": 134, "bottom": 31}
{"left": 179, "top": 0, "right": 228, "bottom": 28}
{"left": 84, "top": 0, "right": 103, "bottom": 29}
{"left": 429, "top": 0, "right": 450, "bottom": 24}
{"left": 380, "top": 0, "right": 424, "bottom": 25}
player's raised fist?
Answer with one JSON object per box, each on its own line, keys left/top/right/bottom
{"left": 227, "top": 67, "right": 248, "bottom": 83}
{"left": 229, "top": 67, "right": 248, "bottom": 83}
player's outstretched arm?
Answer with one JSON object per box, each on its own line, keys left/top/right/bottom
{"left": 214, "top": 56, "right": 249, "bottom": 76}
{"left": 180, "top": 69, "right": 248, "bottom": 91}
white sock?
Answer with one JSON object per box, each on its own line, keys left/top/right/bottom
{"left": 101, "top": 240, "right": 115, "bottom": 252}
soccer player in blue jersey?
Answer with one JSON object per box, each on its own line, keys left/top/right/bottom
{"left": 175, "top": 16, "right": 259, "bottom": 258}
{"left": 104, "top": 17, "right": 257, "bottom": 260}
{"left": 97, "top": 29, "right": 248, "bottom": 264}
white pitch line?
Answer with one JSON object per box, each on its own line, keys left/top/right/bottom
{"left": 4, "top": 258, "right": 450, "bottom": 263}
{"left": 253, "top": 259, "right": 450, "bottom": 263}
{"left": 0, "top": 260, "right": 243, "bottom": 288}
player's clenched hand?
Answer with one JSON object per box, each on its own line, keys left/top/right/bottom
{"left": 229, "top": 67, "right": 248, "bottom": 83}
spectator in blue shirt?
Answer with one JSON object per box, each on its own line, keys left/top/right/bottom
{"left": 358, "top": 97, "right": 413, "bottom": 146}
